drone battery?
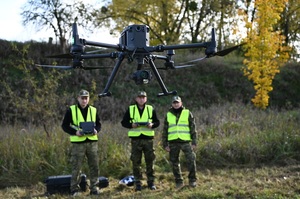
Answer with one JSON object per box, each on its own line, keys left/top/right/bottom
{"left": 44, "top": 174, "right": 87, "bottom": 195}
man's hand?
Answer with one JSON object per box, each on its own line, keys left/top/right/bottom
{"left": 147, "top": 122, "right": 153, "bottom": 128}
{"left": 93, "top": 128, "right": 98, "bottom": 135}
{"left": 132, "top": 123, "right": 138, "bottom": 128}
{"left": 76, "top": 130, "right": 83, "bottom": 136}
{"left": 191, "top": 144, "right": 196, "bottom": 151}
{"left": 164, "top": 146, "right": 170, "bottom": 152}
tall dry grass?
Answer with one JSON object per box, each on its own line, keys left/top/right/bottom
{"left": 0, "top": 103, "right": 300, "bottom": 196}
{"left": 195, "top": 102, "right": 300, "bottom": 167}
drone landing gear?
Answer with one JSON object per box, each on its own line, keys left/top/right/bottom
{"left": 98, "top": 53, "right": 125, "bottom": 98}
{"left": 98, "top": 91, "right": 112, "bottom": 97}
{"left": 98, "top": 53, "right": 177, "bottom": 98}
{"left": 148, "top": 57, "right": 177, "bottom": 97}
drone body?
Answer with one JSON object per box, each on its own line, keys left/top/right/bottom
{"left": 39, "top": 22, "right": 241, "bottom": 97}
{"left": 120, "top": 25, "right": 150, "bottom": 51}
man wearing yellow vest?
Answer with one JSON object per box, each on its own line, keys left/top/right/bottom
{"left": 162, "top": 96, "right": 197, "bottom": 188}
{"left": 121, "top": 91, "right": 160, "bottom": 191}
{"left": 62, "top": 89, "right": 102, "bottom": 196}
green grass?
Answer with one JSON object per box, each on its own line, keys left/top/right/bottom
{"left": 1, "top": 103, "right": 300, "bottom": 198}
{"left": 1, "top": 166, "right": 300, "bottom": 198}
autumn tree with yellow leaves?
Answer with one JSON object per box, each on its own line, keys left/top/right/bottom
{"left": 242, "top": 0, "right": 290, "bottom": 109}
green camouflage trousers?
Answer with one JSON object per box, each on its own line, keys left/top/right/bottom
{"left": 70, "top": 141, "right": 99, "bottom": 192}
{"left": 130, "top": 139, "right": 156, "bottom": 184}
{"left": 169, "top": 142, "right": 197, "bottom": 183}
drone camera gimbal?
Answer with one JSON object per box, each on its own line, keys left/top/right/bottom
{"left": 130, "top": 69, "right": 152, "bottom": 85}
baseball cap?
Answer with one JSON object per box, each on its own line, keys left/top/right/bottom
{"left": 172, "top": 96, "right": 182, "bottom": 103}
{"left": 79, "top": 89, "right": 89, "bottom": 97}
{"left": 137, "top": 91, "right": 147, "bottom": 97}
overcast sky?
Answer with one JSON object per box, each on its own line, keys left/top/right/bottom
{"left": 0, "top": 0, "right": 117, "bottom": 43}
{"left": 0, "top": 0, "right": 30, "bottom": 41}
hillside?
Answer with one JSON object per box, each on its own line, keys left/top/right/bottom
{"left": 0, "top": 39, "right": 300, "bottom": 124}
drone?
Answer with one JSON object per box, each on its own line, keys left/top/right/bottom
{"left": 38, "top": 22, "right": 242, "bottom": 97}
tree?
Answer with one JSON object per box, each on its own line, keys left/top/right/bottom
{"left": 278, "top": 0, "right": 300, "bottom": 61}
{"left": 104, "top": 0, "right": 188, "bottom": 45}
{"left": 242, "top": 0, "right": 290, "bottom": 109}
{"left": 102, "top": 0, "right": 238, "bottom": 49}
{"left": 21, "top": 0, "right": 95, "bottom": 51}
{"left": 185, "top": 0, "right": 237, "bottom": 47}
{"left": 185, "top": 0, "right": 216, "bottom": 43}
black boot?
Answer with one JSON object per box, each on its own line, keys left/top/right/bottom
{"left": 135, "top": 181, "right": 142, "bottom": 191}
{"left": 147, "top": 181, "right": 156, "bottom": 190}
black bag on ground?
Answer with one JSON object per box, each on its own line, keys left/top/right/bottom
{"left": 44, "top": 174, "right": 87, "bottom": 195}
{"left": 98, "top": 176, "right": 109, "bottom": 188}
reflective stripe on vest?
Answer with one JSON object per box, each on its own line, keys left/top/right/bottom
{"left": 69, "top": 105, "right": 98, "bottom": 142}
{"left": 167, "top": 109, "right": 191, "bottom": 141}
{"left": 128, "top": 104, "right": 155, "bottom": 137}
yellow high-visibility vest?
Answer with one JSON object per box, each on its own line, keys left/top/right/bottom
{"left": 167, "top": 109, "right": 191, "bottom": 141}
{"left": 128, "top": 104, "right": 154, "bottom": 137}
{"left": 69, "top": 105, "right": 98, "bottom": 142}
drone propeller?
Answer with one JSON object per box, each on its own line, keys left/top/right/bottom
{"left": 173, "top": 64, "right": 195, "bottom": 69}
{"left": 46, "top": 53, "right": 74, "bottom": 59}
{"left": 214, "top": 44, "right": 244, "bottom": 56}
{"left": 35, "top": 64, "right": 73, "bottom": 69}
{"left": 156, "top": 29, "right": 242, "bottom": 70}
{"left": 157, "top": 64, "right": 195, "bottom": 70}
{"left": 83, "top": 66, "right": 113, "bottom": 70}
{"left": 179, "top": 43, "right": 244, "bottom": 65}
{"left": 35, "top": 64, "right": 112, "bottom": 70}
{"left": 181, "top": 56, "right": 207, "bottom": 64}
{"left": 85, "top": 48, "right": 110, "bottom": 54}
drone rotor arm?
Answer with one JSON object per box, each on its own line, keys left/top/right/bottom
{"left": 85, "top": 40, "right": 121, "bottom": 51}
{"left": 81, "top": 52, "right": 119, "bottom": 59}
{"left": 153, "top": 42, "right": 209, "bottom": 53}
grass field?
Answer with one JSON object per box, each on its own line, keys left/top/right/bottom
{"left": 1, "top": 165, "right": 300, "bottom": 198}
{"left": 1, "top": 103, "right": 300, "bottom": 198}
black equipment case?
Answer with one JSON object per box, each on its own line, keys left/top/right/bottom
{"left": 44, "top": 174, "right": 87, "bottom": 195}
{"left": 44, "top": 174, "right": 109, "bottom": 195}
